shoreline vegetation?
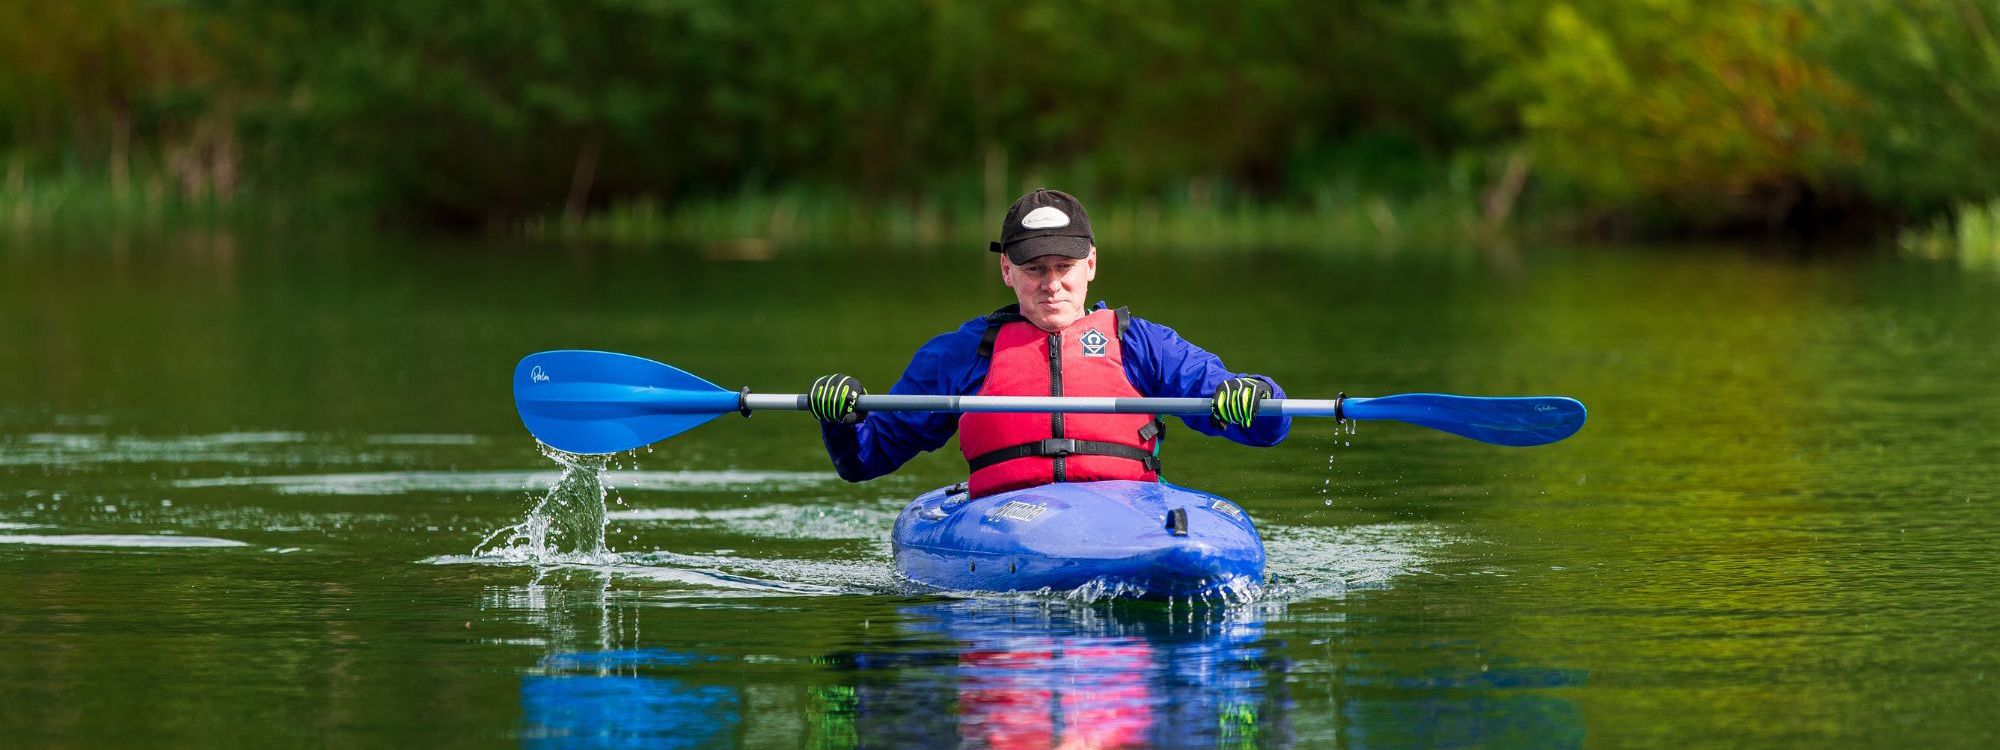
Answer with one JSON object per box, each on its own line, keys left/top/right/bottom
{"left": 5, "top": 3, "right": 1997, "bottom": 263}
{"left": 518, "top": 187, "right": 1498, "bottom": 253}
{"left": 2, "top": 156, "right": 1528, "bottom": 251}
{"left": 4, "top": 165, "right": 1996, "bottom": 265}
{"left": 0, "top": 168, "right": 283, "bottom": 233}
{"left": 1898, "top": 200, "right": 2000, "bottom": 269}
{"left": 0, "top": 174, "right": 1487, "bottom": 248}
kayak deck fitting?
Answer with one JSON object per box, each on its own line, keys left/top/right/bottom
{"left": 892, "top": 480, "right": 1266, "bottom": 600}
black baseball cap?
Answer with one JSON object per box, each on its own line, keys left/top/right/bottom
{"left": 989, "top": 189, "right": 1094, "bottom": 264}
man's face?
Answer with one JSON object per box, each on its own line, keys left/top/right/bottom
{"left": 1001, "top": 249, "right": 1097, "bottom": 332}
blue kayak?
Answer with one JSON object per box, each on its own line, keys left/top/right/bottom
{"left": 891, "top": 480, "right": 1265, "bottom": 599}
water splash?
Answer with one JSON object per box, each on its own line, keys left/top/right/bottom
{"left": 1261, "top": 520, "right": 1440, "bottom": 599}
{"left": 1322, "top": 418, "right": 1358, "bottom": 506}
{"left": 893, "top": 572, "right": 1267, "bottom": 608}
{"left": 473, "top": 444, "right": 614, "bottom": 564}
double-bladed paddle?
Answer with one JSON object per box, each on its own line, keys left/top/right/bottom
{"left": 512, "top": 350, "right": 1587, "bottom": 455}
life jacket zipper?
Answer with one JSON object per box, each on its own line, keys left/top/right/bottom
{"left": 1049, "top": 330, "right": 1064, "bottom": 482}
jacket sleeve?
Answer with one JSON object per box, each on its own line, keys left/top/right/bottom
{"left": 819, "top": 326, "right": 981, "bottom": 481}
{"left": 1122, "top": 315, "right": 1291, "bottom": 447}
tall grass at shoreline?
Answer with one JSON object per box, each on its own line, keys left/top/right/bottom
{"left": 0, "top": 168, "right": 305, "bottom": 233}
{"left": 2, "top": 168, "right": 1498, "bottom": 252}
{"left": 19, "top": 168, "right": 1996, "bottom": 268}
{"left": 522, "top": 185, "right": 1492, "bottom": 252}
{"left": 1899, "top": 199, "right": 2000, "bottom": 270}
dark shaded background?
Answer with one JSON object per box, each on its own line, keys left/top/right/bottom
{"left": 2, "top": 0, "right": 1997, "bottom": 243}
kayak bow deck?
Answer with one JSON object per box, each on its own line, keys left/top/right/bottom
{"left": 892, "top": 480, "right": 1266, "bottom": 601}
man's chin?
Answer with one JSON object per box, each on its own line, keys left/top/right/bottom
{"left": 1026, "top": 307, "right": 1081, "bottom": 331}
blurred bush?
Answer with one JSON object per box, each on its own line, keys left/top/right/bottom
{"left": 2, "top": 0, "right": 1996, "bottom": 242}
{"left": 1451, "top": 0, "right": 1855, "bottom": 230}
{"left": 1810, "top": 0, "right": 2000, "bottom": 212}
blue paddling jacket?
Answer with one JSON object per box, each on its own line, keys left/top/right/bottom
{"left": 820, "top": 302, "right": 1290, "bottom": 481}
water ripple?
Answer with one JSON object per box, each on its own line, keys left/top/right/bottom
{"left": 0, "top": 533, "right": 249, "bottom": 548}
{"left": 175, "top": 469, "right": 831, "bottom": 495}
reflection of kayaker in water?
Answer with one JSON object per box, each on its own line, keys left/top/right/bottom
{"left": 815, "top": 601, "right": 1284, "bottom": 748}
{"left": 958, "top": 641, "right": 1156, "bottom": 750}
{"left": 808, "top": 188, "right": 1291, "bottom": 496}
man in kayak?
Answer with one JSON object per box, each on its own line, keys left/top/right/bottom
{"left": 808, "top": 189, "right": 1290, "bottom": 497}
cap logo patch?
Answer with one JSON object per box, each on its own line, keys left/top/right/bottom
{"left": 1020, "top": 206, "right": 1070, "bottom": 229}
{"left": 1079, "top": 328, "right": 1108, "bottom": 357}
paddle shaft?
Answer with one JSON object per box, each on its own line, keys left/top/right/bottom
{"left": 742, "top": 393, "right": 1346, "bottom": 417}
{"left": 511, "top": 351, "right": 1586, "bottom": 452}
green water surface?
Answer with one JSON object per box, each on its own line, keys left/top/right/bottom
{"left": 2, "top": 234, "right": 1997, "bottom": 748}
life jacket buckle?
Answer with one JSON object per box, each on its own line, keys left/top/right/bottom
{"left": 1038, "top": 438, "right": 1081, "bottom": 456}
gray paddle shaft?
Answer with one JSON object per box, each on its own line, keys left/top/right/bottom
{"left": 742, "top": 393, "right": 1341, "bottom": 417}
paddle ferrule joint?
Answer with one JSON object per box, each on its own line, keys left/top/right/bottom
{"left": 738, "top": 387, "right": 753, "bottom": 418}
{"left": 1334, "top": 392, "right": 1346, "bottom": 423}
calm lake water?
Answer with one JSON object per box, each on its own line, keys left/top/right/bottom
{"left": 2, "top": 232, "right": 1997, "bottom": 748}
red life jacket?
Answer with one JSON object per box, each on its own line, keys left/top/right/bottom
{"left": 960, "top": 306, "right": 1162, "bottom": 497}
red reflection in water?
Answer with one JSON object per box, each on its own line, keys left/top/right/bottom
{"left": 958, "top": 641, "right": 1154, "bottom": 749}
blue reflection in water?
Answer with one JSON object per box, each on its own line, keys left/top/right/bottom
{"left": 512, "top": 595, "right": 1587, "bottom": 749}
{"left": 834, "top": 601, "right": 1589, "bottom": 749}
{"left": 1348, "top": 661, "right": 1587, "bottom": 749}
{"left": 522, "top": 649, "right": 739, "bottom": 750}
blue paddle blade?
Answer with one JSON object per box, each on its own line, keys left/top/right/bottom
{"left": 513, "top": 350, "right": 740, "bottom": 454}
{"left": 1341, "top": 393, "right": 1586, "bottom": 447}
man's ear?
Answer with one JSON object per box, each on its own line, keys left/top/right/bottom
{"left": 1085, "top": 247, "right": 1098, "bottom": 282}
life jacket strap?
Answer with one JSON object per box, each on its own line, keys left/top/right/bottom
{"left": 1137, "top": 416, "right": 1164, "bottom": 442}
{"left": 967, "top": 438, "right": 1161, "bottom": 474}
{"left": 976, "top": 304, "right": 1026, "bottom": 359}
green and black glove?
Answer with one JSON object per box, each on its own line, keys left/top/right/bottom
{"left": 808, "top": 373, "right": 866, "bottom": 424}
{"left": 1211, "top": 376, "right": 1272, "bottom": 427}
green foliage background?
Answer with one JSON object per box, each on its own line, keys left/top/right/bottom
{"left": 3, "top": 0, "right": 1997, "bottom": 240}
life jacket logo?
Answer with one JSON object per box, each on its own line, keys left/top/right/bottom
{"left": 1079, "top": 328, "right": 1108, "bottom": 357}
